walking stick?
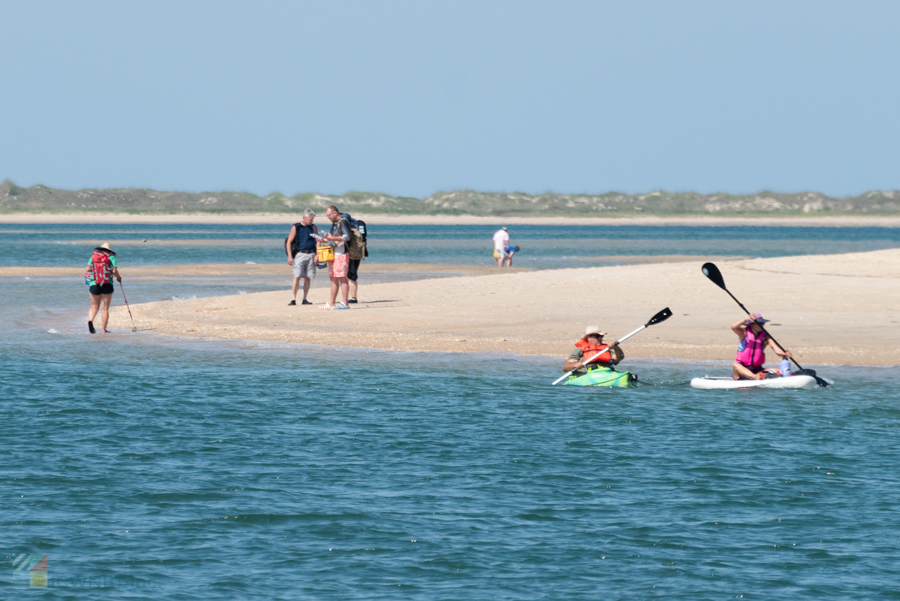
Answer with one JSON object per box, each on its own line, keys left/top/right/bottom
{"left": 119, "top": 281, "right": 137, "bottom": 332}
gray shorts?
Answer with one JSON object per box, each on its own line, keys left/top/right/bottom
{"left": 293, "top": 252, "right": 316, "bottom": 278}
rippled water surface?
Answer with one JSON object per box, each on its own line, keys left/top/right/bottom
{"left": 3, "top": 222, "right": 900, "bottom": 267}
{"left": 3, "top": 224, "right": 900, "bottom": 599}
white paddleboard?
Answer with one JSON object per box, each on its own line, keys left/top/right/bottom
{"left": 690, "top": 375, "right": 818, "bottom": 390}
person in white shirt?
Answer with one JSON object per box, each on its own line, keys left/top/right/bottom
{"left": 492, "top": 227, "right": 511, "bottom": 267}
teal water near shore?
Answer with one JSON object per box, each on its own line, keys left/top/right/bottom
{"left": 4, "top": 223, "right": 900, "bottom": 267}
{"left": 3, "top": 224, "right": 900, "bottom": 598}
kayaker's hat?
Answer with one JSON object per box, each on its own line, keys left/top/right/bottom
{"left": 94, "top": 242, "right": 115, "bottom": 256}
{"left": 583, "top": 325, "right": 606, "bottom": 338}
{"left": 752, "top": 313, "right": 769, "bottom": 324}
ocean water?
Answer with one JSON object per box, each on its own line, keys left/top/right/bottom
{"left": 3, "top": 222, "right": 900, "bottom": 267}
{"left": 3, "top": 224, "right": 900, "bottom": 599}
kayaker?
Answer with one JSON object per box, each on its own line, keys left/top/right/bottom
{"left": 732, "top": 313, "right": 792, "bottom": 380}
{"left": 562, "top": 326, "right": 624, "bottom": 374}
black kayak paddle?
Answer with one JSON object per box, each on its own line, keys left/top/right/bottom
{"left": 701, "top": 262, "right": 830, "bottom": 388}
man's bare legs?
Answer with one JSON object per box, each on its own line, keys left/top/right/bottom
{"left": 329, "top": 277, "right": 349, "bottom": 307}
{"left": 292, "top": 277, "right": 311, "bottom": 302}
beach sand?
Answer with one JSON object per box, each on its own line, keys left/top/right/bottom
{"left": 96, "top": 249, "right": 900, "bottom": 367}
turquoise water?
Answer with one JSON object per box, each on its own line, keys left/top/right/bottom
{"left": 3, "top": 224, "right": 900, "bottom": 598}
{"left": 4, "top": 223, "right": 900, "bottom": 267}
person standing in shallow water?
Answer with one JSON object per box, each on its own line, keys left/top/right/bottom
{"left": 85, "top": 242, "right": 122, "bottom": 334}
{"left": 493, "top": 227, "right": 511, "bottom": 267}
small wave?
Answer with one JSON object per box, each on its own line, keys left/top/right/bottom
{"left": 238, "top": 290, "right": 247, "bottom": 295}
{"left": 46, "top": 328, "right": 59, "bottom": 334}
{"left": 171, "top": 295, "right": 198, "bottom": 301}
{"left": 244, "top": 261, "right": 257, "bottom": 265}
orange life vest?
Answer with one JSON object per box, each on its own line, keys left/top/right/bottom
{"left": 575, "top": 339, "right": 614, "bottom": 366}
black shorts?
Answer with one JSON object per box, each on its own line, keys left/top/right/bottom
{"left": 348, "top": 259, "right": 361, "bottom": 282}
{"left": 89, "top": 283, "right": 114, "bottom": 295}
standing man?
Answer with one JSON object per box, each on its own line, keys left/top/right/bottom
{"left": 493, "top": 226, "right": 511, "bottom": 267}
{"left": 285, "top": 208, "right": 318, "bottom": 306}
{"left": 341, "top": 212, "right": 366, "bottom": 304}
{"left": 321, "top": 205, "right": 352, "bottom": 310}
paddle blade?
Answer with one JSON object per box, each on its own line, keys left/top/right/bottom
{"left": 646, "top": 307, "right": 672, "bottom": 326}
{"left": 701, "top": 262, "right": 727, "bottom": 290}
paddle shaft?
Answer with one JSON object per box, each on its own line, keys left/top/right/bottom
{"left": 119, "top": 281, "right": 137, "bottom": 332}
{"left": 551, "top": 324, "right": 645, "bottom": 386}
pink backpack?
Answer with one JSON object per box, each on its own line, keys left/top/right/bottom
{"left": 86, "top": 250, "right": 112, "bottom": 286}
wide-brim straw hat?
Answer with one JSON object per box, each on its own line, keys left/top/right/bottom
{"left": 94, "top": 242, "right": 116, "bottom": 256}
{"left": 582, "top": 325, "right": 606, "bottom": 338}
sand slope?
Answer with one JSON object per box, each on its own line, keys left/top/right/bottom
{"left": 109, "top": 249, "right": 900, "bottom": 366}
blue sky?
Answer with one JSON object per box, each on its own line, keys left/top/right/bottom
{"left": 1, "top": 1, "right": 898, "bottom": 197}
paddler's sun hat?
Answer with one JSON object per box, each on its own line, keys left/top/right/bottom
{"left": 751, "top": 313, "right": 769, "bottom": 324}
{"left": 94, "top": 242, "right": 115, "bottom": 256}
{"left": 584, "top": 325, "right": 606, "bottom": 337}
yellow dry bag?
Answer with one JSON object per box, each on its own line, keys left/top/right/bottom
{"left": 317, "top": 246, "right": 335, "bottom": 263}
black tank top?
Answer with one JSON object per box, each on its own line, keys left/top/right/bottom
{"left": 295, "top": 223, "right": 317, "bottom": 252}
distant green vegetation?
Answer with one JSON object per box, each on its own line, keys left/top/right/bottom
{"left": 1, "top": 180, "right": 899, "bottom": 216}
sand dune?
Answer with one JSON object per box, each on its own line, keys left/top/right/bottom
{"left": 107, "top": 249, "right": 900, "bottom": 367}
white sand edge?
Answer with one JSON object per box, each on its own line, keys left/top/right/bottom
{"left": 109, "top": 249, "right": 900, "bottom": 367}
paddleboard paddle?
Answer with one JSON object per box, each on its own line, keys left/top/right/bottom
{"left": 552, "top": 307, "right": 673, "bottom": 385}
{"left": 701, "top": 262, "right": 830, "bottom": 388}
{"left": 120, "top": 281, "right": 137, "bottom": 332}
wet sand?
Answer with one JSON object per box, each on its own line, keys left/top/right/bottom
{"left": 100, "top": 249, "right": 900, "bottom": 367}
{"left": 2, "top": 212, "right": 900, "bottom": 227}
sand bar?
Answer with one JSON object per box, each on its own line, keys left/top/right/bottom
{"left": 108, "top": 249, "right": 900, "bottom": 367}
{"left": 2, "top": 212, "right": 900, "bottom": 227}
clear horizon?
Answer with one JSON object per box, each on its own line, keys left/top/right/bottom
{"left": 2, "top": 1, "right": 898, "bottom": 198}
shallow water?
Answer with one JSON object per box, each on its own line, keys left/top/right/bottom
{"left": 3, "top": 225, "right": 900, "bottom": 599}
{"left": 4, "top": 223, "right": 900, "bottom": 267}
{"left": 4, "top": 329, "right": 899, "bottom": 599}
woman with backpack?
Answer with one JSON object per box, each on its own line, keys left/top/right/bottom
{"left": 85, "top": 242, "right": 122, "bottom": 334}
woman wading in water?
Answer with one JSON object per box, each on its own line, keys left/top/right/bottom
{"left": 85, "top": 243, "right": 122, "bottom": 334}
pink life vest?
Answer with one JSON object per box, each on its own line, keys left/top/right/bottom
{"left": 735, "top": 327, "right": 767, "bottom": 368}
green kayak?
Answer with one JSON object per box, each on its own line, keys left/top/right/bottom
{"left": 562, "top": 366, "right": 636, "bottom": 388}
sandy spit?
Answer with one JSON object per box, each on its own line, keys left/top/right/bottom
{"left": 108, "top": 249, "right": 900, "bottom": 367}
{"left": 2, "top": 212, "right": 900, "bottom": 227}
